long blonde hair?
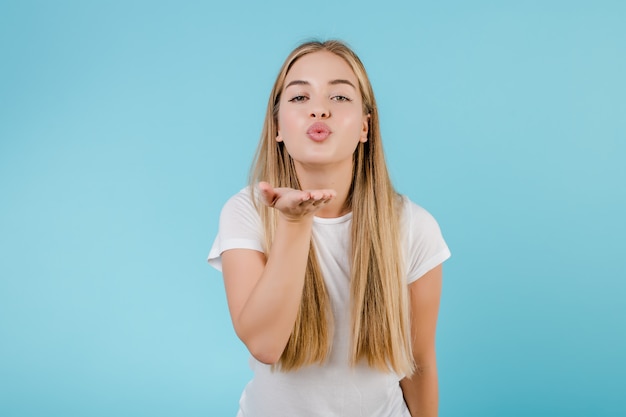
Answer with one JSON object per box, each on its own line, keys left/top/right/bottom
{"left": 249, "top": 40, "right": 414, "bottom": 376}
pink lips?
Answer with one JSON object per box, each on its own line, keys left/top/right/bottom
{"left": 306, "top": 122, "right": 331, "bottom": 141}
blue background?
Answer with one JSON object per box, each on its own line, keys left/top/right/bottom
{"left": 1, "top": 1, "right": 624, "bottom": 416}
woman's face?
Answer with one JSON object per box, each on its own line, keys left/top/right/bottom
{"left": 277, "top": 51, "right": 369, "bottom": 170}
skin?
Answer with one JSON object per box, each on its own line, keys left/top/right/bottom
{"left": 401, "top": 264, "right": 443, "bottom": 417}
{"left": 221, "top": 50, "right": 442, "bottom": 417}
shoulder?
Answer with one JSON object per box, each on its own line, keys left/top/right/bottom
{"left": 399, "top": 194, "right": 451, "bottom": 282}
{"left": 217, "top": 186, "right": 264, "bottom": 233}
{"left": 221, "top": 186, "right": 259, "bottom": 216}
{"left": 399, "top": 195, "right": 442, "bottom": 235}
{"left": 209, "top": 187, "right": 265, "bottom": 270}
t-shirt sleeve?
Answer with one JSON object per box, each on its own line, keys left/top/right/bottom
{"left": 403, "top": 198, "right": 451, "bottom": 284}
{"left": 207, "top": 188, "right": 265, "bottom": 272}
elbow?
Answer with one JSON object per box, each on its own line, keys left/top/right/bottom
{"left": 248, "top": 345, "right": 282, "bottom": 365}
{"left": 236, "top": 331, "right": 285, "bottom": 365}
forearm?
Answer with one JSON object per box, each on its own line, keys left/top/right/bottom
{"left": 236, "top": 215, "right": 313, "bottom": 363}
{"left": 402, "top": 265, "right": 443, "bottom": 416}
{"left": 400, "top": 361, "right": 438, "bottom": 417}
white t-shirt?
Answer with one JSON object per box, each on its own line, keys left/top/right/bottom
{"left": 208, "top": 188, "right": 451, "bottom": 417}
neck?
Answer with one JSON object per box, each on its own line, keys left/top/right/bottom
{"left": 294, "top": 161, "right": 353, "bottom": 218}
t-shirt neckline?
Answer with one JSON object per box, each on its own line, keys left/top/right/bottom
{"left": 313, "top": 212, "right": 353, "bottom": 225}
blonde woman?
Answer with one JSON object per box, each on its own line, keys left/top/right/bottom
{"left": 208, "top": 40, "right": 451, "bottom": 417}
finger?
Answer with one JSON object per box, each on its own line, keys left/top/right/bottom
{"left": 311, "top": 198, "right": 329, "bottom": 207}
{"left": 308, "top": 189, "right": 336, "bottom": 201}
{"left": 299, "top": 191, "right": 312, "bottom": 203}
{"left": 298, "top": 196, "right": 321, "bottom": 210}
{"left": 258, "top": 182, "right": 278, "bottom": 207}
{"left": 309, "top": 190, "right": 330, "bottom": 201}
{"left": 258, "top": 181, "right": 272, "bottom": 193}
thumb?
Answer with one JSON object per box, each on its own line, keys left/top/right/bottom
{"left": 258, "top": 182, "right": 277, "bottom": 207}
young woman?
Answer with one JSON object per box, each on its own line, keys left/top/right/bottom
{"left": 208, "top": 40, "right": 451, "bottom": 417}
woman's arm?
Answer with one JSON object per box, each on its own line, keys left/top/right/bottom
{"left": 221, "top": 183, "right": 335, "bottom": 364}
{"left": 400, "top": 264, "right": 443, "bottom": 417}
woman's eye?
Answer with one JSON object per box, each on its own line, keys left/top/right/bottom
{"left": 332, "top": 95, "right": 352, "bottom": 102}
{"left": 288, "top": 95, "right": 307, "bottom": 102}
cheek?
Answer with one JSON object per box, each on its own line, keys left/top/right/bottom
{"left": 277, "top": 108, "right": 295, "bottom": 131}
{"left": 337, "top": 111, "right": 365, "bottom": 133}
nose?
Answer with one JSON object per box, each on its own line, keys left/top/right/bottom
{"left": 309, "top": 99, "right": 330, "bottom": 119}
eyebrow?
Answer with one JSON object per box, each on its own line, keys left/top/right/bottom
{"left": 285, "top": 79, "right": 357, "bottom": 89}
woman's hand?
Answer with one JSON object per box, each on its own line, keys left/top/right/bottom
{"left": 258, "top": 181, "right": 336, "bottom": 221}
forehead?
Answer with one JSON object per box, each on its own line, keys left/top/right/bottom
{"left": 285, "top": 51, "right": 358, "bottom": 85}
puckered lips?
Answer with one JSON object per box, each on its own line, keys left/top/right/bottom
{"left": 306, "top": 122, "right": 332, "bottom": 142}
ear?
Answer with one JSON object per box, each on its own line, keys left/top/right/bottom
{"left": 360, "top": 114, "right": 370, "bottom": 142}
{"left": 276, "top": 128, "right": 283, "bottom": 142}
